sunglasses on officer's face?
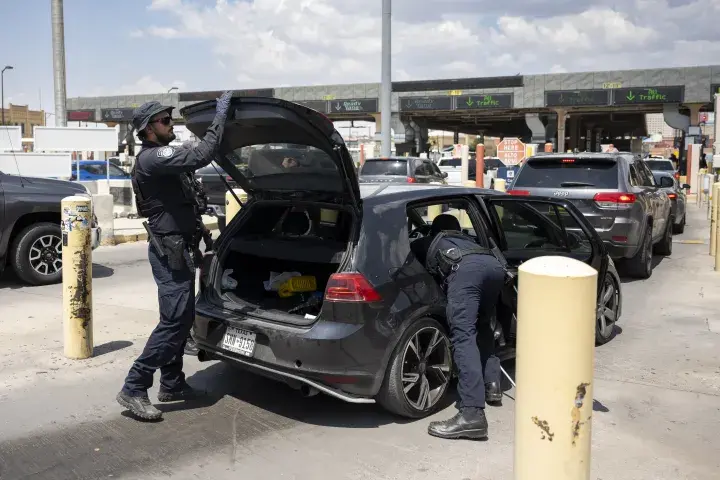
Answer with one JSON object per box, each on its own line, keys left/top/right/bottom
{"left": 149, "top": 116, "right": 172, "bottom": 126}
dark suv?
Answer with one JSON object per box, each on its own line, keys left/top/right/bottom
{"left": 180, "top": 97, "right": 623, "bottom": 418}
{"left": 359, "top": 157, "right": 448, "bottom": 184}
{"left": 508, "top": 153, "right": 673, "bottom": 279}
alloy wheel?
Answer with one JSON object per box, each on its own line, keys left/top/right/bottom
{"left": 29, "top": 234, "right": 62, "bottom": 276}
{"left": 401, "top": 326, "right": 452, "bottom": 411}
{"left": 597, "top": 275, "right": 619, "bottom": 339}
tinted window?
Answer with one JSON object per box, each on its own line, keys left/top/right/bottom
{"left": 225, "top": 143, "right": 338, "bottom": 178}
{"left": 439, "top": 158, "right": 461, "bottom": 167}
{"left": 360, "top": 159, "right": 408, "bottom": 176}
{"left": 108, "top": 165, "right": 127, "bottom": 176}
{"left": 645, "top": 160, "right": 674, "bottom": 171}
{"left": 513, "top": 157, "right": 619, "bottom": 189}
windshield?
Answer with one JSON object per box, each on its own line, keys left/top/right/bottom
{"left": 645, "top": 160, "right": 674, "bottom": 171}
{"left": 513, "top": 157, "right": 619, "bottom": 189}
{"left": 360, "top": 159, "right": 408, "bottom": 176}
{"left": 224, "top": 143, "right": 338, "bottom": 179}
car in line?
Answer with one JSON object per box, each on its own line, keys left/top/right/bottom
{"left": 179, "top": 96, "right": 623, "bottom": 419}
{"left": 644, "top": 157, "right": 679, "bottom": 180}
{"left": 358, "top": 156, "right": 448, "bottom": 185}
{"left": 507, "top": 152, "right": 673, "bottom": 279}
{"left": 651, "top": 169, "right": 690, "bottom": 234}
{"left": 70, "top": 160, "right": 131, "bottom": 181}
{"left": 0, "top": 171, "right": 101, "bottom": 286}
{"left": 436, "top": 157, "right": 496, "bottom": 188}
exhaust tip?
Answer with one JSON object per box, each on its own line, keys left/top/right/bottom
{"left": 300, "top": 385, "right": 319, "bottom": 398}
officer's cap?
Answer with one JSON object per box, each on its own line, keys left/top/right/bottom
{"left": 132, "top": 101, "right": 174, "bottom": 132}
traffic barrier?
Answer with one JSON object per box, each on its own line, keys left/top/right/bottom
{"left": 515, "top": 256, "right": 597, "bottom": 480}
{"left": 494, "top": 178, "right": 506, "bottom": 192}
{"left": 91, "top": 193, "right": 115, "bottom": 246}
{"left": 225, "top": 188, "right": 247, "bottom": 224}
{"left": 61, "top": 196, "right": 94, "bottom": 360}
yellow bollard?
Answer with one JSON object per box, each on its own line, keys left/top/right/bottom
{"left": 515, "top": 256, "right": 597, "bottom": 480}
{"left": 712, "top": 183, "right": 720, "bottom": 255}
{"left": 427, "top": 204, "right": 442, "bottom": 222}
{"left": 225, "top": 188, "right": 246, "bottom": 224}
{"left": 61, "top": 195, "right": 93, "bottom": 359}
{"left": 716, "top": 216, "right": 720, "bottom": 271}
{"left": 494, "top": 178, "right": 506, "bottom": 192}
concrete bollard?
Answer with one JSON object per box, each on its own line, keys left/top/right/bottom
{"left": 494, "top": 178, "right": 506, "bottom": 192}
{"left": 716, "top": 215, "right": 720, "bottom": 271}
{"left": 711, "top": 184, "right": 720, "bottom": 256}
{"left": 514, "top": 256, "right": 597, "bottom": 480}
{"left": 61, "top": 196, "right": 94, "bottom": 360}
{"left": 475, "top": 144, "right": 485, "bottom": 188}
{"left": 91, "top": 193, "right": 115, "bottom": 246}
{"left": 225, "top": 188, "right": 247, "bottom": 225}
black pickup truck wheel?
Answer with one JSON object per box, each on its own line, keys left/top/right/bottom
{"left": 11, "top": 222, "right": 63, "bottom": 286}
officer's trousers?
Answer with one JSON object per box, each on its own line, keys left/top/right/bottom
{"left": 121, "top": 242, "right": 195, "bottom": 396}
{"left": 445, "top": 254, "right": 505, "bottom": 409}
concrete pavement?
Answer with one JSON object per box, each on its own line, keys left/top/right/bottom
{"left": 0, "top": 206, "right": 719, "bottom": 479}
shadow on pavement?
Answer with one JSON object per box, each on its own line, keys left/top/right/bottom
{"left": 618, "top": 255, "right": 665, "bottom": 284}
{"left": 0, "top": 263, "right": 115, "bottom": 289}
{"left": 186, "top": 361, "right": 454, "bottom": 429}
{"left": 94, "top": 340, "right": 133, "bottom": 356}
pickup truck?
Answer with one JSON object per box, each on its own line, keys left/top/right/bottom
{"left": 0, "top": 172, "right": 101, "bottom": 286}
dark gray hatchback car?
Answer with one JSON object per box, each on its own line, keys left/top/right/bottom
{"left": 508, "top": 152, "right": 673, "bottom": 279}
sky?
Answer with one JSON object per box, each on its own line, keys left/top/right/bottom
{"left": 1, "top": 0, "right": 719, "bottom": 115}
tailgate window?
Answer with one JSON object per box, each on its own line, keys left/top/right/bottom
{"left": 227, "top": 143, "right": 338, "bottom": 177}
{"left": 644, "top": 160, "right": 674, "bottom": 171}
{"left": 514, "top": 158, "right": 619, "bottom": 189}
{"left": 360, "top": 159, "right": 408, "bottom": 176}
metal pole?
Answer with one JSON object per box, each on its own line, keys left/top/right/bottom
{"left": 380, "top": 0, "right": 392, "bottom": 157}
{"left": 1, "top": 69, "right": 4, "bottom": 126}
{"left": 51, "top": 0, "right": 68, "bottom": 127}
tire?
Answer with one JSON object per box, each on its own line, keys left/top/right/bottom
{"left": 654, "top": 217, "right": 673, "bottom": 256}
{"left": 626, "top": 225, "right": 653, "bottom": 279}
{"left": 376, "top": 317, "right": 453, "bottom": 419}
{"left": 596, "top": 270, "right": 620, "bottom": 345}
{"left": 11, "top": 222, "right": 64, "bottom": 286}
{"left": 673, "top": 213, "right": 685, "bottom": 234}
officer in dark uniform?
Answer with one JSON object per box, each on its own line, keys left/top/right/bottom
{"left": 116, "top": 90, "right": 234, "bottom": 421}
{"left": 412, "top": 214, "right": 506, "bottom": 440}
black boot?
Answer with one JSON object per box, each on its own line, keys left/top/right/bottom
{"left": 184, "top": 336, "right": 199, "bottom": 356}
{"left": 116, "top": 391, "right": 163, "bottom": 421}
{"left": 157, "top": 382, "right": 202, "bottom": 403}
{"left": 428, "top": 408, "right": 488, "bottom": 440}
{"left": 486, "top": 382, "right": 503, "bottom": 405}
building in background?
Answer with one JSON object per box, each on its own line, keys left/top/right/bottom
{"left": 0, "top": 104, "right": 46, "bottom": 137}
{"left": 645, "top": 113, "right": 678, "bottom": 140}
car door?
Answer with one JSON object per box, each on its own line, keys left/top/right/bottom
{"left": 634, "top": 160, "right": 665, "bottom": 239}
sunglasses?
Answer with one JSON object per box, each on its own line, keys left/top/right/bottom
{"left": 149, "top": 116, "right": 173, "bottom": 126}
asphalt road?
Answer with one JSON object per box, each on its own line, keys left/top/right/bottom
{"left": 1, "top": 208, "right": 719, "bottom": 480}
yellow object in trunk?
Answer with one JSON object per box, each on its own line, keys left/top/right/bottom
{"left": 278, "top": 276, "right": 318, "bottom": 297}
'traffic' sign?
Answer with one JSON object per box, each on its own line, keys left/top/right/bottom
{"left": 330, "top": 99, "right": 378, "bottom": 113}
{"left": 497, "top": 137, "right": 526, "bottom": 166}
{"left": 611, "top": 86, "right": 684, "bottom": 105}
{"left": 455, "top": 93, "right": 513, "bottom": 110}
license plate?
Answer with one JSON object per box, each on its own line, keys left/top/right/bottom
{"left": 221, "top": 326, "right": 256, "bottom": 357}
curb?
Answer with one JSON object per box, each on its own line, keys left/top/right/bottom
{"left": 112, "top": 222, "right": 220, "bottom": 245}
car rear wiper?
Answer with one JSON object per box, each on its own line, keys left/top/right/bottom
{"left": 559, "top": 181, "right": 594, "bottom": 187}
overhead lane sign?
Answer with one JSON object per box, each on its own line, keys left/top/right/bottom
{"left": 101, "top": 108, "right": 134, "bottom": 122}
{"left": 455, "top": 93, "right": 513, "bottom": 110}
{"left": 295, "top": 100, "right": 328, "bottom": 113}
{"left": 330, "top": 98, "right": 378, "bottom": 113}
{"left": 612, "top": 86, "right": 684, "bottom": 105}
{"left": 545, "top": 89, "right": 610, "bottom": 107}
{"left": 400, "top": 96, "right": 452, "bottom": 111}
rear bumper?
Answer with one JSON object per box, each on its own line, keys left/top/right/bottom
{"left": 595, "top": 215, "right": 643, "bottom": 259}
{"left": 192, "top": 296, "right": 390, "bottom": 401}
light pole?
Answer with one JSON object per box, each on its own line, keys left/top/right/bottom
{"left": 380, "top": 0, "right": 392, "bottom": 156}
{"left": 167, "top": 86, "right": 178, "bottom": 93}
{"left": 51, "top": 0, "right": 68, "bottom": 126}
{"left": 1, "top": 65, "right": 13, "bottom": 126}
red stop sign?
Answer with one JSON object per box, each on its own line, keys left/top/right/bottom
{"left": 497, "top": 137, "right": 526, "bottom": 165}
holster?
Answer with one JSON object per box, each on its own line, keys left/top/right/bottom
{"left": 161, "top": 235, "right": 188, "bottom": 271}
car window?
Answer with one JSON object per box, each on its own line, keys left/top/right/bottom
{"left": 407, "top": 198, "right": 489, "bottom": 247}
{"left": 414, "top": 161, "right": 430, "bottom": 176}
{"left": 426, "top": 161, "right": 442, "bottom": 177}
{"left": 226, "top": 143, "right": 338, "bottom": 178}
{"left": 634, "top": 161, "right": 655, "bottom": 187}
{"left": 359, "top": 159, "right": 407, "bottom": 176}
{"left": 82, "top": 164, "right": 105, "bottom": 175}
{"left": 108, "top": 165, "right": 127, "bottom": 176}
{"left": 489, "top": 199, "right": 592, "bottom": 259}
{"left": 439, "top": 158, "right": 461, "bottom": 167}
{"left": 645, "top": 160, "right": 674, "bottom": 171}
{"left": 513, "top": 157, "right": 619, "bottom": 189}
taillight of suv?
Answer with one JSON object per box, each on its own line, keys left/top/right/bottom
{"left": 324, "top": 273, "right": 382, "bottom": 302}
{"left": 593, "top": 192, "right": 636, "bottom": 209}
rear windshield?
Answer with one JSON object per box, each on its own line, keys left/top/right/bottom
{"left": 438, "top": 158, "right": 461, "bottom": 167}
{"left": 225, "top": 143, "right": 338, "bottom": 177}
{"left": 360, "top": 159, "right": 408, "bottom": 176}
{"left": 513, "top": 157, "right": 619, "bottom": 189}
{"left": 644, "top": 160, "right": 674, "bottom": 171}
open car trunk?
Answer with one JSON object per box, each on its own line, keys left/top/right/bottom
{"left": 211, "top": 202, "right": 355, "bottom": 327}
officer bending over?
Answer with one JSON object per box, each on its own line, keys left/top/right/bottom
{"left": 412, "top": 214, "right": 506, "bottom": 440}
{"left": 116, "top": 91, "right": 233, "bottom": 421}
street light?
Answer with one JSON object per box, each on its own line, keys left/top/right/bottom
{"left": 167, "top": 86, "right": 178, "bottom": 93}
{"left": 1, "top": 65, "right": 14, "bottom": 126}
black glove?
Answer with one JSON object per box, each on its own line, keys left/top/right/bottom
{"left": 216, "top": 90, "right": 234, "bottom": 117}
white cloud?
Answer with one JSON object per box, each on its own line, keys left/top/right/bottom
{"left": 134, "top": 0, "right": 719, "bottom": 88}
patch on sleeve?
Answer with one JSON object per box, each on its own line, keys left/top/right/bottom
{"left": 157, "top": 146, "right": 175, "bottom": 158}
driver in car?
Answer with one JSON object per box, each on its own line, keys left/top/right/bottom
{"left": 411, "top": 214, "right": 506, "bottom": 441}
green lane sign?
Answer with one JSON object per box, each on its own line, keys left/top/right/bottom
{"left": 611, "top": 86, "right": 684, "bottom": 105}
{"left": 400, "top": 96, "right": 453, "bottom": 111}
{"left": 455, "top": 93, "right": 513, "bottom": 110}
{"left": 545, "top": 89, "right": 610, "bottom": 107}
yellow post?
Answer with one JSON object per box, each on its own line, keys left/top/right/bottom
{"left": 61, "top": 195, "right": 93, "bottom": 359}
{"left": 716, "top": 215, "right": 720, "bottom": 271}
{"left": 515, "top": 256, "right": 597, "bottom": 480}
{"left": 711, "top": 183, "right": 720, "bottom": 256}
{"left": 225, "top": 188, "right": 246, "bottom": 224}
{"left": 427, "top": 204, "right": 442, "bottom": 222}
{"left": 494, "top": 178, "right": 506, "bottom": 192}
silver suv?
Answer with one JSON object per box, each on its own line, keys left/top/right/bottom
{"left": 508, "top": 152, "right": 673, "bottom": 278}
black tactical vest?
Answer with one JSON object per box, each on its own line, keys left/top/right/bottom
{"left": 426, "top": 231, "right": 493, "bottom": 278}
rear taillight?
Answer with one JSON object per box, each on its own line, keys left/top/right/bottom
{"left": 593, "top": 192, "right": 636, "bottom": 209}
{"left": 674, "top": 172, "right": 680, "bottom": 179}
{"left": 508, "top": 189, "right": 530, "bottom": 196}
{"left": 226, "top": 176, "right": 233, "bottom": 182}
{"left": 324, "top": 273, "right": 382, "bottom": 302}
{"left": 667, "top": 193, "right": 677, "bottom": 199}
{"left": 407, "top": 177, "right": 416, "bottom": 183}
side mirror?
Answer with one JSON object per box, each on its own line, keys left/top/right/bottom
{"left": 442, "top": 172, "right": 448, "bottom": 178}
{"left": 659, "top": 176, "right": 674, "bottom": 188}
{"left": 682, "top": 184, "right": 691, "bottom": 190}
